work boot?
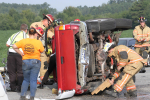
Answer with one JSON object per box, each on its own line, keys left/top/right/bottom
{"left": 37, "top": 83, "right": 44, "bottom": 89}
{"left": 139, "top": 67, "right": 146, "bottom": 73}
{"left": 125, "top": 90, "right": 137, "bottom": 97}
{"left": 19, "top": 96, "right": 26, "bottom": 100}
{"left": 105, "top": 89, "right": 118, "bottom": 98}
{"left": 30, "top": 97, "right": 34, "bottom": 100}
{"left": 46, "top": 79, "right": 54, "bottom": 85}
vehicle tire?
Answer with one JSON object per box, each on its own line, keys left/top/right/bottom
{"left": 87, "top": 44, "right": 95, "bottom": 77}
{"left": 115, "top": 18, "right": 132, "bottom": 31}
{"left": 86, "top": 18, "right": 116, "bottom": 33}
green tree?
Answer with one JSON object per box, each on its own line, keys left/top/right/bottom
{"left": 9, "top": 9, "right": 20, "bottom": 22}
{"left": 56, "top": 13, "right": 68, "bottom": 23}
{"left": 39, "top": 9, "right": 49, "bottom": 18}
{"left": 63, "top": 6, "right": 82, "bottom": 17}
{"left": 40, "top": 2, "right": 50, "bottom": 9}
{"left": 20, "top": 10, "right": 36, "bottom": 23}
{"left": 129, "top": 0, "right": 149, "bottom": 27}
{"left": 17, "top": 17, "right": 29, "bottom": 29}
{"left": 34, "top": 16, "right": 42, "bottom": 22}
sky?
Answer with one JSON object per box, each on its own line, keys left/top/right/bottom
{"left": 0, "top": 0, "right": 110, "bottom": 11}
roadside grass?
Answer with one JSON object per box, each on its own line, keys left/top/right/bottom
{"left": 120, "top": 29, "right": 133, "bottom": 38}
{"left": 0, "top": 30, "right": 19, "bottom": 66}
{"left": 0, "top": 29, "right": 134, "bottom": 67}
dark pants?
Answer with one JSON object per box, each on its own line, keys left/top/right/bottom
{"left": 42, "top": 54, "right": 56, "bottom": 84}
{"left": 7, "top": 52, "right": 23, "bottom": 91}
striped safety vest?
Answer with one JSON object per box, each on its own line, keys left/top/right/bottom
{"left": 9, "top": 31, "right": 27, "bottom": 50}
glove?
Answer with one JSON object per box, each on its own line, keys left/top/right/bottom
{"left": 144, "top": 38, "right": 149, "bottom": 42}
{"left": 142, "top": 38, "right": 146, "bottom": 42}
{"left": 120, "top": 67, "right": 124, "bottom": 72}
{"left": 46, "top": 49, "right": 52, "bottom": 56}
{"left": 109, "top": 79, "right": 114, "bottom": 85}
{"left": 117, "top": 66, "right": 122, "bottom": 71}
{"left": 138, "top": 38, "right": 143, "bottom": 42}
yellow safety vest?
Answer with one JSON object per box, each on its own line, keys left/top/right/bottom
{"left": 9, "top": 31, "right": 27, "bottom": 49}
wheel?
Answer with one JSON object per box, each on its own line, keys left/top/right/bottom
{"left": 87, "top": 44, "right": 95, "bottom": 77}
{"left": 114, "top": 18, "right": 132, "bottom": 31}
{"left": 86, "top": 18, "right": 116, "bottom": 33}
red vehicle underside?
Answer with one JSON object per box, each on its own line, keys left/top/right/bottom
{"left": 52, "top": 24, "right": 86, "bottom": 94}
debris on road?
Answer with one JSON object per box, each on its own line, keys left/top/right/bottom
{"left": 91, "top": 78, "right": 111, "bottom": 95}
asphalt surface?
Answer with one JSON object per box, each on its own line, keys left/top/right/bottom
{"left": 7, "top": 67, "right": 150, "bottom": 100}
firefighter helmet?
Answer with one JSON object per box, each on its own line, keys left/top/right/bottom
{"left": 139, "top": 16, "right": 147, "bottom": 22}
{"left": 35, "top": 27, "right": 44, "bottom": 37}
{"left": 103, "top": 42, "right": 115, "bottom": 52}
{"left": 74, "top": 19, "right": 80, "bottom": 21}
{"left": 43, "top": 14, "right": 55, "bottom": 23}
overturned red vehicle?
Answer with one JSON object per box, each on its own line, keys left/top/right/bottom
{"left": 52, "top": 19, "right": 132, "bottom": 99}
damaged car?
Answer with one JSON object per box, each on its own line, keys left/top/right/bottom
{"left": 51, "top": 18, "right": 132, "bottom": 99}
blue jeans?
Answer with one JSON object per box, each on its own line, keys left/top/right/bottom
{"left": 21, "top": 59, "right": 41, "bottom": 97}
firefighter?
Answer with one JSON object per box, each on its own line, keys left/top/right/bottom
{"left": 104, "top": 43, "right": 145, "bottom": 97}
{"left": 30, "top": 14, "right": 55, "bottom": 81}
{"left": 38, "top": 19, "right": 64, "bottom": 89}
{"left": 133, "top": 16, "right": 150, "bottom": 73}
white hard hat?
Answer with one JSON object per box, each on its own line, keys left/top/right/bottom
{"left": 103, "top": 42, "right": 114, "bottom": 52}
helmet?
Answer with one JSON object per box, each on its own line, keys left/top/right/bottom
{"left": 74, "top": 19, "right": 80, "bottom": 21}
{"left": 139, "top": 16, "right": 147, "bottom": 22}
{"left": 43, "top": 14, "right": 55, "bottom": 23}
{"left": 103, "top": 42, "right": 115, "bottom": 52}
{"left": 35, "top": 27, "right": 44, "bottom": 37}
{"left": 56, "top": 18, "right": 64, "bottom": 25}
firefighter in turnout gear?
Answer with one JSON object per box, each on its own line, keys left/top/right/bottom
{"left": 30, "top": 14, "right": 55, "bottom": 81}
{"left": 104, "top": 43, "right": 144, "bottom": 97}
{"left": 133, "top": 16, "right": 150, "bottom": 73}
{"left": 38, "top": 18, "right": 64, "bottom": 89}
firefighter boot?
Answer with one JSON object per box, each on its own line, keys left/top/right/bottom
{"left": 124, "top": 90, "right": 137, "bottom": 97}
{"left": 105, "top": 89, "right": 118, "bottom": 98}
{"left": 139, "top": 66, "right": 146, "bottom": 73}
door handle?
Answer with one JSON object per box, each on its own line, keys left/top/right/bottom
{"left": 61, "top": 57, "right": 64, "bottom": 64}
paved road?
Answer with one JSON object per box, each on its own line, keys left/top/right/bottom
{"left": 7, "top": 67, "right": 150, "bottom": 100}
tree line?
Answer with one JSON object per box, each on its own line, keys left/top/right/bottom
{"left": 0, "top": 0, "right": 149, "bottom": 30}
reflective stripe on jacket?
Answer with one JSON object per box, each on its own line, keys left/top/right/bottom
{"left": 108, "top": 45, "right": 145, "bottom": 67}
{"left": 9, "top": 31, "right": 26, "bottom": 50}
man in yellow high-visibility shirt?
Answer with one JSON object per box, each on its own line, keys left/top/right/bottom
{"left": 6, "top": 24, "right": 28, "bottom": 92}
